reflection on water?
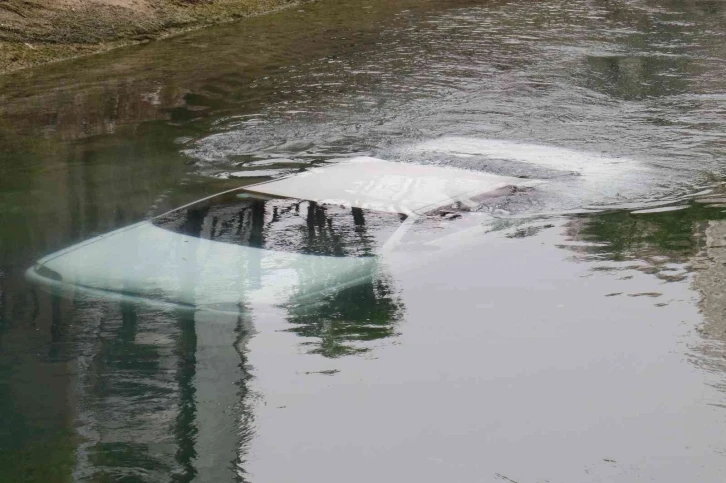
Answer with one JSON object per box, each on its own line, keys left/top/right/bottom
{"left": 565, "top": 200, "right": 725, "bottom": 262}
{"left": 3, "top": 0, "right": 726, "bottom": 480}
{"left": 42, "top": 298, "right": 257, "bottom": 482}
{"left": 1, "top": 275, "right": 401, "bottom": 481}
{"left": 560, "top": 198, "right": 726, "bottom": 390}
{"left": 285, "top": 276, "right": 404, "bottom": 358}
{"left": 692, "top": 219, "right": 726, "bottom": 389}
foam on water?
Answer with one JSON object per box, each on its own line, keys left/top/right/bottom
{"left": 398, "top": 137, "right": 638, "bottom": 178}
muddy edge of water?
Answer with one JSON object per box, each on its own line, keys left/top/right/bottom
{"left": 0, "top": 0, "right": 307, "bottom": 74}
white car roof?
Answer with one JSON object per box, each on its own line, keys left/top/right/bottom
{"left": 245, "top": 156, "right": 528, "bottom": 215}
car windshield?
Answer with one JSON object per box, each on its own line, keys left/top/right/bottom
{"left": 152, "top": 189, "right": 408, "bottom": 258}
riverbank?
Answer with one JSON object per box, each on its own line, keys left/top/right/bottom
{"left": 0, "top": 0, "right": 303, "bottom": 74}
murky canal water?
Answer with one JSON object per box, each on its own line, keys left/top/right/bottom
{"left": 2, "top": 0, "right": 726, "bottom": 481}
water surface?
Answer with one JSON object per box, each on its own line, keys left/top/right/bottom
{"left": 2, "top": 0, "right": 726, "bottom": 481}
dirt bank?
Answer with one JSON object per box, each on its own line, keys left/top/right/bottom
{"left": 0, "top": 0, "right": 302, "bottom": 74}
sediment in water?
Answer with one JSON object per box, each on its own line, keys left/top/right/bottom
{"left": 0, "top": 0, "right": 304, "bottom": 74}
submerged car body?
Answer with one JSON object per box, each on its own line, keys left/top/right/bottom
{"left": 27, "top": 157, "right": 533, "bottom": 310}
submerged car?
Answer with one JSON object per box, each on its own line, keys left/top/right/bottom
{"left": 27, "top": 157, "right": 534, "bottom": 311}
